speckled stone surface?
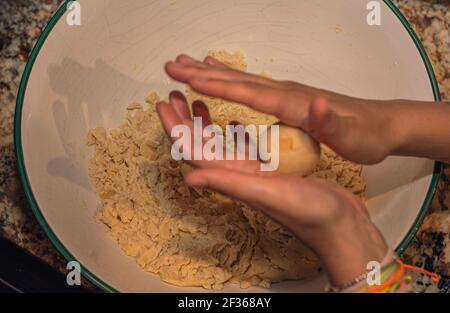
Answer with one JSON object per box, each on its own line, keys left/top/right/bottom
{"left": 0, "top": 0, "right": 68, "bottom": 271}
{"left": 393, "top": 0, "right": 450, "bottom": 292}
{"left": 0, "top": 0, "right": 449, "bottom": 292}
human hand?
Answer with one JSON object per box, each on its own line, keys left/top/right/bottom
{"left": 156, "top": 91, "right": 388, "bottom": 287}
{"left": 163, "top": 54, "right": 400, "bottom": 165}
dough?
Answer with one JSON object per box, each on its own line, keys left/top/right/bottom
{"left": 262, "top": 124, "right": 321, "bottom": 176}
{"left": 86, "top": 50, "right": 366, "bottom": 290}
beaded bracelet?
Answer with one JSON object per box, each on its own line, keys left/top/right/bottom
{"left": 326, "top": 249, "right": 395, "bottom": 292}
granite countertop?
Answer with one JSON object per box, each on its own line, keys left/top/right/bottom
{"left": 0, "top": 0, "right": 449, "bottom": 292}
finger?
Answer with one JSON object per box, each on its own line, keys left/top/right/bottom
{"left": 169, "top": 90, "right": 191, "bottom": 120}
{"left": 184, "top": 168, "right": 283, "bottom": 207}
{"left": 157, "top": 101, "right": 261, "bottom": 173}
{"left": 204, "top": 56, "right": 228, "bottom": 69}
{"left": 192, "top": 100, "right": 213, "bottom": 127}
{"left": 228, "top": 121, "right": 256, "bottom": 146}
{"left": 176, "top": 54, "right": 198, "bottom": 66}
{"left": 228, "top": 120, "right": 256, "bottom": 161}
{"left": 185, "top": 167, "right": 301, "bottom": 234}
{"left": 228, "top": 121, "right": 242, "bottom": 143}
{"left": 190, "top": 115, "right": 260, "bottom": 173}
{"left": 165, "top": 61, "right": 236, "bottom": 82}
{"left": 189, "top": 78, "right": 277, "bottom": 110}
{"left": 156, "top": 101, "right": 184, "bottom": 140}
{"left": 229, "top": 120, "right": 257, "bottom": 153}
{"left": 189, "top": 78, "right": 304, "bottom": 124}
{"left": 190, "top": 150, "right": 263, "bottom": 175}
{"left": 165, "top": 60, "right": 279, "bottom": 87}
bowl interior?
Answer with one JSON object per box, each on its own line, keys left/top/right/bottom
{"left": 19, "top": 0, "right": 436, "bottom": 292}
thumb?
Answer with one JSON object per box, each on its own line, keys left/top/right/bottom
{"left": 184, "top": 168, "right": 282, "bottom": 208}
{"left": 184, "top": 168, "right": 324, "bottom": 239}
{"left": 307, "top": 96, "right": 354, "bottom": 146}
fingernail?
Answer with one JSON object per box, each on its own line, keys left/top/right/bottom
{"left": 204, "top": 56, "right": 218, "bottom": 64}
{"left": 169, "top": 90, "right": 181, "bottom": 100}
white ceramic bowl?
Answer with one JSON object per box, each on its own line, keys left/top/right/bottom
{"left": 15, "top": 0, "right": 441, "bottom": 292}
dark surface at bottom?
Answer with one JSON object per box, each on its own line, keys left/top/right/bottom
{"left": 0, "top": 236, "right": 88, "bottom": 293}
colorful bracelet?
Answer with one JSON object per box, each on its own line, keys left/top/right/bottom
{"left": 362, "top": 260, "right": 440, "bottom": 293}
{"left": 327, "top": 249, "right": 441, "bottom": 293}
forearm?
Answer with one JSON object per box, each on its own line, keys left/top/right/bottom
{"left": 382, "top": 100, "right": 450, "bottom": 163}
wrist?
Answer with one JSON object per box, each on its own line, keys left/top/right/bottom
{"left": 378, "top": 99, "right": 417, "bottom": 157}
{"left": 373, "top": 100, "right": 409, "bottom": 157}
{"left": 313, "top": 214, "right": 389, "bottom": 286}
{"left": 328, "top": 250, "right": 396, "bottom": 292}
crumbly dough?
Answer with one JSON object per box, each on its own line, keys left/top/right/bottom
{"left": 86, "top": 50, "right": 366, "bottom": 290}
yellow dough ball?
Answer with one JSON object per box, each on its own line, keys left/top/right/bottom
{"left": 264, "top": 124, "right": 321, "bottom": 176}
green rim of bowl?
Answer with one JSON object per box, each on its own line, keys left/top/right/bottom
{"left": 14, "top": 0, "right": 442, "bottom": 293}
{"left": 13, "top": 0, "right": 117, "bottom": 293}
{"left": 383, "top": 0, "right": 442, "bottom": 254}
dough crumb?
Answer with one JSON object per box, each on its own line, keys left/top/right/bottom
{"left": 145, "top": 92, "right": 160, "bottom": 106}
{"left": 127, "top": 102, "right": 143, "bottom": 110}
